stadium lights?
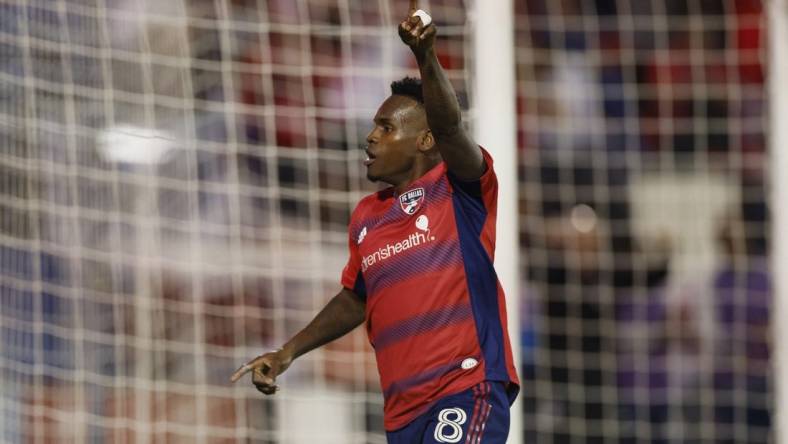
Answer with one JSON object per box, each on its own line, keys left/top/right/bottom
{"left": 570, "top": 204, "right": 598, "bottom": 234}
{"left": 97, "top": 124, "right": 178, "bottom": 165}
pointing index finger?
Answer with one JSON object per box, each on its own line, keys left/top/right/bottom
{"left": 230, "top": 363, "right": 253, "bottom": 383}
{"left": 408, "top": 0, "right": 418, "bottom": 15}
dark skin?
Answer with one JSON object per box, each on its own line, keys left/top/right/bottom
{"left": 230, "top": 0, "right": 484, "bottom": 394}
{"left": 229, "top": 288, "right": 365, "bottom": 393}
{"left": 397, "top": 0, "right": 484, "bottom": 181}
{"left": 365, "top": 94, "right": 439, "bottom": 191}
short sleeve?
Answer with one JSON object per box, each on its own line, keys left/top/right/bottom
{"left": 446, "top": 147, "right": 498, "bottom": 258}
{"left": 341, "top": 206, "right": 367, "bottom": 300}
{"left": 447, "top": 147, "right": 498, "bottom": 203}
{"left": 477, "top": 147, "right": 498, "bottom": 197}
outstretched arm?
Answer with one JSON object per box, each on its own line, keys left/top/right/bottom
{"left": 399, "top": 0, "right": 484, "bottom": 180}
{"left": 230, "top": 287, "right": 365, "bottom": 393}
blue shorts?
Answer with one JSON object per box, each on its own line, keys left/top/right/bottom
{"left": 386, "top": 381, "right": 511, "bottom": 444}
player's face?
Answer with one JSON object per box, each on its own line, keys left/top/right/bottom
{"left": 364, "top": 95, "right": 427, "bottom": 185}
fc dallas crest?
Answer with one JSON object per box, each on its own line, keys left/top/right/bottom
{"left": 399, "top": 187, "right": 425, "bottom": 215}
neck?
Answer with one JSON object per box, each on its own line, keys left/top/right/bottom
{"left": 391, "top": 157, "right": 441, "bottom": 194}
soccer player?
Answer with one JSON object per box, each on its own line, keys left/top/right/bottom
{"left": 231, "top": 2, "right": 519, "bottom": 442}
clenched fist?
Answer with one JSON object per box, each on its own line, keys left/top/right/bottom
{"left": 399, "top": 0, "right": 437, "bottom": 56}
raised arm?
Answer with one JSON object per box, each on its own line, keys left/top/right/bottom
{"left": 230, "top": 287, "right": 365, "bottom": 393}
{"left": 399, "top": 0, "right": 484, "bottom": 180}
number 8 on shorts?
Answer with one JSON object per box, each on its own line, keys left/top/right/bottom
{"left": 433, "top": 408, "right": 467, "bottom": 443}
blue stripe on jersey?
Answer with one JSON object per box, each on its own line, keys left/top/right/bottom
{"left": 364, "top": 240, "right": 462, "bottom": 297}
{"left": 450, "top": 177, "right": 509, "bottom": 383}
{"left": 372, "top": 303, "right": 473, "bottom": 350}
{"left": 383, "top": 358, "right": 471, "bottom": 399}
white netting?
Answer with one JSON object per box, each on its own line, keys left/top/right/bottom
{"left": 0, "top": 0, "right": 775, "bottom": 443}
{"left": 0, "top": 1, "right": 472, "bottom": 442}
{"left": 516, "top": 0, "right": 771, "bottom": 443}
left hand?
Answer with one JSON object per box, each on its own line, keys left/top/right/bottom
{"left": 398, "top": 0, "right": 436, "bottom": 55}
{"left": 229, "top": 348, "right": 293, "bottom": 395}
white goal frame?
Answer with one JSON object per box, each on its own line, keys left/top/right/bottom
{"left": 770, "top": 0, "right": 788, "bottom": 442}
{"left": 473, "top": 1, "right": 522, "bottom": 443}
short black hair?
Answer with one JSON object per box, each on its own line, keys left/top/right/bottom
{"left": 390, "top": 77, "right": 424, "bottom": 104}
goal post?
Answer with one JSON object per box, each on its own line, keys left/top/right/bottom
{"left": 770, "top": 0, "right": 788, "bottom": 442}
{"left": 472, "top": 1, "right": 523, "bottom": 443}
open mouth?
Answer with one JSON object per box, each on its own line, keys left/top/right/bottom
{"left": 364, "top": 150, "right": 376, "bottom": 166}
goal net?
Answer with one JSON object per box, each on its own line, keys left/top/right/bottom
{"left": 0, "top": 1, "right": 473, "bottom": 443}
{"left": 516, "top": 1, "right": 771, "bottom": 443}
{"left": 0, "top": 0, "right": 774, "bottom": 443}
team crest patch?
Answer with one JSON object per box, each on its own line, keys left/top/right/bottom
{"left": 399, "top": 187, "right": 425, "bottom": 215}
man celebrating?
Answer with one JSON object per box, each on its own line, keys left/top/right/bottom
{"left": 231, "top": 2, "right": 519, "bottom": 442}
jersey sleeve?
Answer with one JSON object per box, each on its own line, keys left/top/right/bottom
{"left": 446, "top": 147, "right": 498, "bottom": 202}
{"left": 477, "top": 147, "right": 498, "bottom": 199}
{"left": 446, "top": 147, "right": 498, "bottom": 259}
{"left": 340, "top": 204, "right": 368, "bottom": 300}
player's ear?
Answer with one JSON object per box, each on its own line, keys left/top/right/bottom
{"left": 416, "top": 129, "right": 435, "bottom": 153}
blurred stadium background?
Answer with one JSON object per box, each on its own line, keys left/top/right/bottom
{"left": 0, "top": 0, "right": 778, "bottom": 443}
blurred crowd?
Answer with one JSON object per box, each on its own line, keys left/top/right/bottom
{"left": 515, "top": 0, "right": 770, "bottom": 442}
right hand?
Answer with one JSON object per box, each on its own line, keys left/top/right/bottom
{"left": 398, "top": 0, "right": 436, "bottom": 56}
{"left": 229, "top": 349, "right": 293, "bottom": 395}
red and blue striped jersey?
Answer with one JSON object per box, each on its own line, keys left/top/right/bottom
{"left": 341, "top": 148, "right": 520, "bottom": 431}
